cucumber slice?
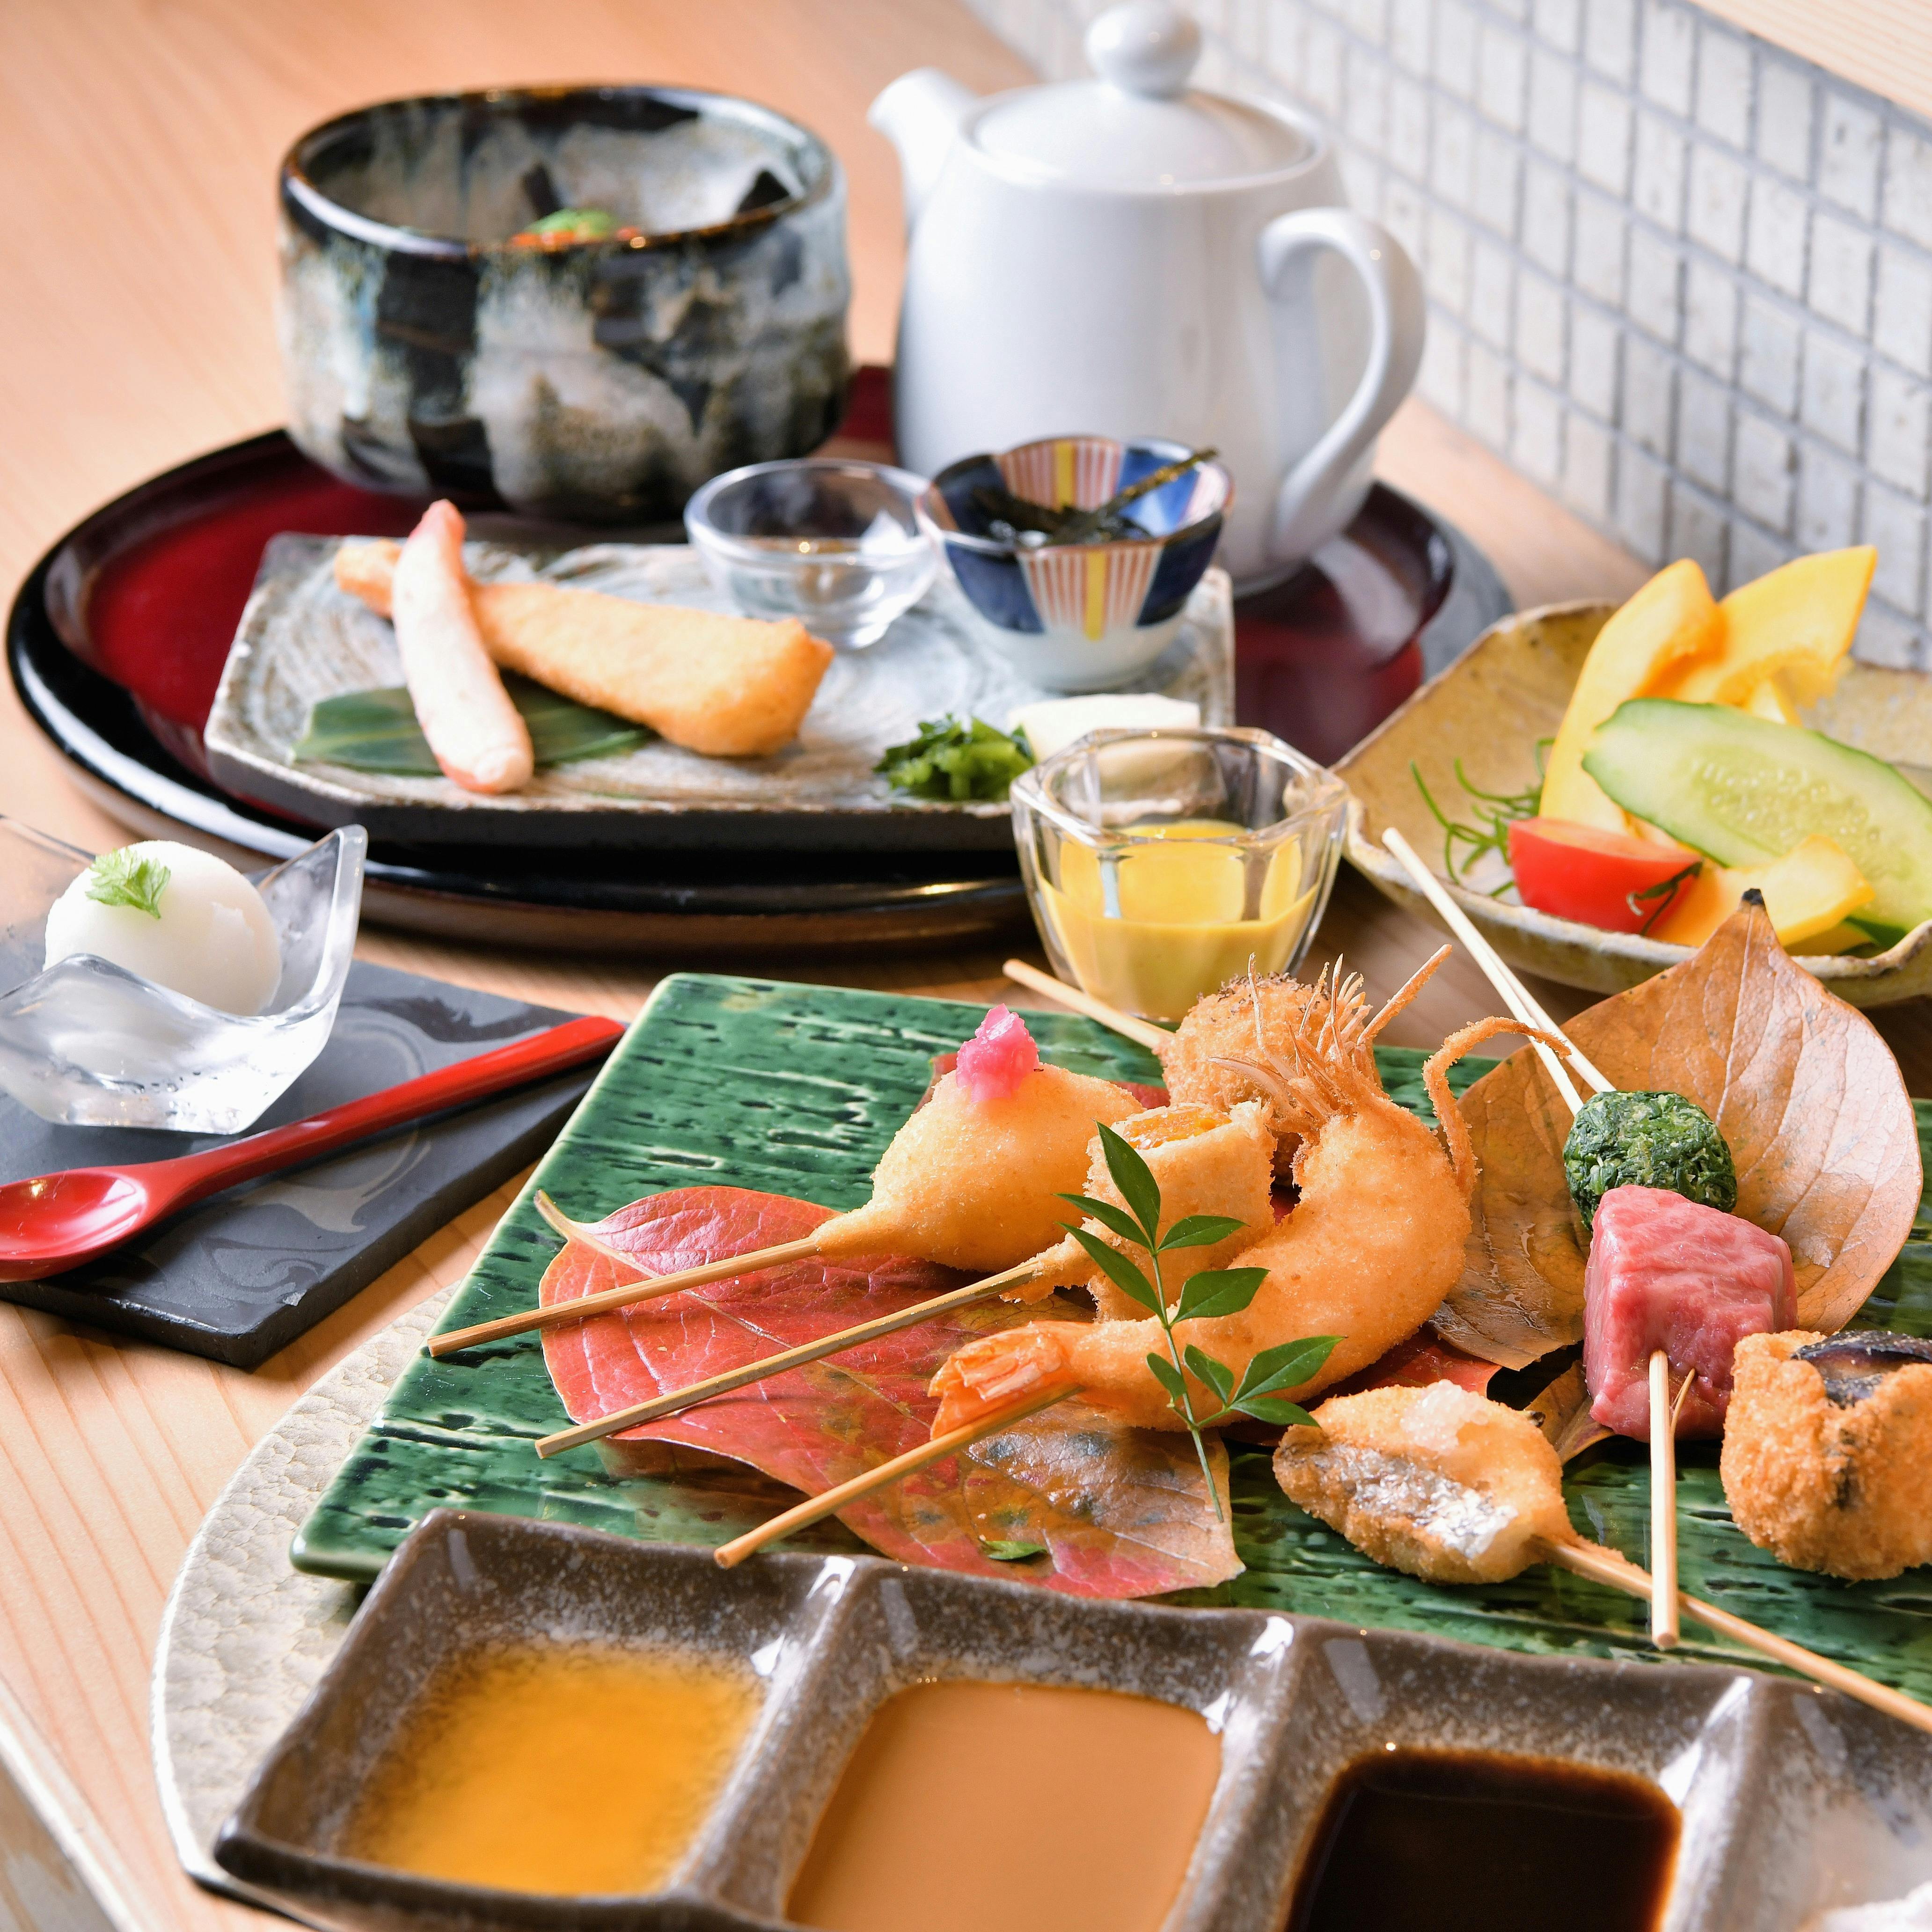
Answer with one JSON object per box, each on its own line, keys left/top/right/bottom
{"left": 1583, "top": 698, "right": 1932, "bottom": 937}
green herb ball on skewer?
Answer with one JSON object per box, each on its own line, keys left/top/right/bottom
{"left": 1562, "top": 1090, "right": 1737, "bottom": 1232}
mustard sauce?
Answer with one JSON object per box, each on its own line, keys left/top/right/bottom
{"left": 341, "top": 1645, "right": 761, "bottom": 1896}
{"left": 1040, "top": 819, "right": 1317, "bottom": 1021}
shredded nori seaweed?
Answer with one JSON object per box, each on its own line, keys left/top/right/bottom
{"left": 1563, "top": 1090, "right": 1737, "bottom": 1232}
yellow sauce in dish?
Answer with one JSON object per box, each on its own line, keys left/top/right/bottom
{"left": 340, "top": 1645, "right": 761, "bottom": 1896}
{"left": 1039, "top": 819, "right": 1317, "bottom": 1021}
{"left": 787, "top": 1679, "right": 1221, "bottom": 1932}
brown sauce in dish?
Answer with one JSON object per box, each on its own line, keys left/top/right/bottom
{"left": 787, "top": 1679, "right": 1221, "bottom": 1932}
{"left": 1284, "top": 1748, "right": 1679, "bottom": 1932}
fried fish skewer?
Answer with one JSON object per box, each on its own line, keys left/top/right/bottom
{"left": 1279, "top": 1384, "right": 1932, "bottom": 1736}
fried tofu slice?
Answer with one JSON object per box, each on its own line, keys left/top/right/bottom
{"left": 333, "top": 539, "right": 834, "bottom": 759}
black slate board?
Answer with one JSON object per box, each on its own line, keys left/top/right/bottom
{"left": 0, "top": 961, "right": 599, "bottom": 1366}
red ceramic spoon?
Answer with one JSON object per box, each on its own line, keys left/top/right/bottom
{"left": 0, "top": 1013, "right": 625, "bottom": 1281}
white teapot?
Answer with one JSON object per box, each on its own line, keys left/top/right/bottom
{"left": 871, "top": 0, "right": 1427, "bottom": 590}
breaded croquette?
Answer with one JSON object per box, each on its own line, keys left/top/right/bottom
{"left": 1720, "top": 1330, "right": 1932, "bottom": 1581}
{"left": 333, "top": 539, "right": 833, "bottom": 759}
{"left": 1275, "top": 1383, "right": 1575, "bottom": 1585}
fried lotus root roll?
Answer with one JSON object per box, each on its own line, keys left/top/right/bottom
{"left": 1720, "top": 1330, "right": 1932, "bottom": 1581}
{"left": 1021, "top": 1099, "right": 1278, "bottom": 1310}
{"left": 1275, "top": 1384, "right": 1574, "bottom": 1585}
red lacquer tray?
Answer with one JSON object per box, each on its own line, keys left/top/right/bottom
{"left": 7, "top": 368, "right": 1509, "bottom": 951}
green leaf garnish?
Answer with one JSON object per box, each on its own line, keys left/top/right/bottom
{"left": 519, "top": 208, "right": 619, "bottom": 239}
{"left": 1173, "top": 1266, "right": 1269, "bottom": 1325}
{"left": 1065, "top": 1225, "right": 1162, "bottom": 1315}
{"left": 1057, "top": 1191, "right": 1149, "bottom": 1248}
{"left": 1061, "top": 1117, "right": 1342, "bottom": 1523}
{"left": 1158, "top": 1214, "right": 1250, "bottom": 1252}
{"left": 85, "top": 848, "right": 169, "bottom": 919}
{"left": 977, "top": 1538, "right": 1048, "bottom": 1562}
{"left": 293, "top": 677, "right": 649, "bottom": 777}
{"left": 1233, "top": 1335, "right": 1340, "bottom": 1403}
{"left": 1096, "top": 1122, "right": 1163, "bottom": 1246}
{"left": 875, "top": 716, "right": 1033, "bottom": 802}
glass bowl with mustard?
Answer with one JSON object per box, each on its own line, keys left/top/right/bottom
{"left": 1010, "top": 727, "right": 1347, "bottom": 1022}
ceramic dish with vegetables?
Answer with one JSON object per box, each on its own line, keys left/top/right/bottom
{"left": 1341, "top": 546, "right": 1932, "bottom": 1005}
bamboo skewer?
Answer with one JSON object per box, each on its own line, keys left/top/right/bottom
{"left": 1378, "top": 826, "right": 1716, "bottom": 1658}
{"left": 1380, "top": 826, "right": 1614, "bottom": 1110}
{"left": 426, "top": 1192, "right": 825, "bottom": 1356}
{"left": 1537, "top": 1535, "right": 1932, "bottom": 1737}
{"left": 1001, "top": 958, "right": 1172, "bottom": 1054}
{"left": 713, "top": 1383, "right": 1081, "bottom": 1569}
{"left": 533, "top": 1259, "right": 1051, "bottom": 1456}
{"left": 1648, "top": 1350, "right": 1680, "bottom": 1648}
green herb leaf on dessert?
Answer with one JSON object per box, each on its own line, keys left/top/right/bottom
{"left": 875, "top": 716, "right": 1033, "bottom": 802}
{"left": 293, "top": 677, "right": 649, "bottom": 778}
{"left": 519, "top": 208, "right": 619, "bottom": 239}
{"left": 85, "top": 848, "right": 169, "bottom": 919}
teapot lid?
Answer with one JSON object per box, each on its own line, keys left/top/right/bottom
{"left": 970, "top": 1, "right": 1309, "bottom": 188}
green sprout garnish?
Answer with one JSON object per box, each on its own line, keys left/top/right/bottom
{"left": 876, "top": 716, "right": 1034, "bottom": 801}
{"left": 1411, "top": 742, "right": 1550, "bottom": 893}
{"left": 1058, "top": 1122, "right": 1339, "bottom": 1519}
{"left": 84, "top": 848, "right": 169, "bottom": 919}
{"left": 518, "top": 207, "right": 619, "bottom": 240}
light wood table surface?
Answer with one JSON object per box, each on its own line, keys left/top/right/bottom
{"left": 0, "top": 5, "right": 1919, "bottom": 1929}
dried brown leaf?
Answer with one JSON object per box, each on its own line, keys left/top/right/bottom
{"left": 1436, "top": 898, "right": 1922, "bottom": 1364}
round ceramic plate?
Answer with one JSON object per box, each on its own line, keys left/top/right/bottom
{"left": 7, "top": 412, "right": 1508, "bottom": 951}
{"left": 151, "top": 1286, "right": 449, "bottom": 1920}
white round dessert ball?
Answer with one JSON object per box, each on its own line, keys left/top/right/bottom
{"left": 44, "top": 841, "right": 283, "bottom": 1016}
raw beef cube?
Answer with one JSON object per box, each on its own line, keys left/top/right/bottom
{"left": 1584, "top": 1185, "right": 1796, "bottom": 1439}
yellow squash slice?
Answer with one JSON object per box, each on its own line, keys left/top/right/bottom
{"left": 1652, "top": 834, "right": 1875, "bottom": 950}
{"left": 1541, "top": 560, "right": 1724, "bottom": 831}
{"left": 1661, "top": 548, "right": 1874, "bottom": 708}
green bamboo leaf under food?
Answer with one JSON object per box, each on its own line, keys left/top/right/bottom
{"left": 286, "top": 985, "right": 1932, "bottom": 1701}
{"left": 293, "top": 676, "right": 649, "bottom": 777}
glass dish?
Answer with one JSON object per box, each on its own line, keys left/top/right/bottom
{"left": 1010, "top": 728, "right": 1347, "bottom": 1021}
{"left": 0, "top": 820, "right": 367, "bottom": 1132}
{"left": 684, "top": 457, "right": 938, "bottom": 648}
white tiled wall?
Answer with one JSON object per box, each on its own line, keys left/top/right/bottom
{"left": 962, "top": 0, "right": 1932, "bottom": 666}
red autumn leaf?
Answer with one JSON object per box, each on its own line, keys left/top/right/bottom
{"left": 540, "top": 1186, "right": 1241, "bottom": 1598}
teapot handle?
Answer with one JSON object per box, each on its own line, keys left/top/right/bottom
{"left": 1256, "top": 209, "right": 1426, "bottom": 564}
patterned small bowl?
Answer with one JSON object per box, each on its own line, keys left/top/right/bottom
{"left": 919, "top": 437, "right": 1231, "bottom": 693}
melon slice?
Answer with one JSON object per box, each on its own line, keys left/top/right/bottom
{"left": 1651, "top": 834, "right": 1874, "bottom": 950}
{"left": 1540, "top": 560, "right": 1724, "bottom": 831}
{"left": 1739, "top": 676, "right": 1799, "bottom": 724}
{"left": 1662, "top": 548, "right": 1874, "bottom": 708}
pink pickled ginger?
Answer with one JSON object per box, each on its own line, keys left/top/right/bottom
{"left": 955, "top": 1005, "right": 1039, "bottom": 1101}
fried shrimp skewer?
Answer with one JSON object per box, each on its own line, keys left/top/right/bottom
{"left": 931, "top": 966, "right": 1569, "bottom": 1433}
{"left": 390, "top": 501, "right": 534, "bottom": 795}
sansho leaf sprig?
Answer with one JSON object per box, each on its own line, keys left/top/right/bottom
{"left": 1057, "top": 1121, "right": 1339, "bottom": 1520}
{"left": 84, "top": 848, "right": 170, "bottom": 919}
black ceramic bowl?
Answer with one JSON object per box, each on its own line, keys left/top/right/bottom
{"left": 278, "top": 86, "right": 851, "bottom": 523}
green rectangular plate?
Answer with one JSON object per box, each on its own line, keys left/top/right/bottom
{"left": 294, "top": 973, "right": 1932, "bottom": 1700}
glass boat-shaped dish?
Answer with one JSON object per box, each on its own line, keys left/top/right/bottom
{"left": 0, "top": 819, "right": 366, "bottom": 1132}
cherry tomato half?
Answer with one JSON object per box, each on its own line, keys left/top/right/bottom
{"left": 1507, "top": 817, "right": 1701, "bottom": 934}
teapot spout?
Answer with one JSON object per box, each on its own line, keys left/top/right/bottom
{"left": 868, "top": 68, "right": 977, "bottom": 233}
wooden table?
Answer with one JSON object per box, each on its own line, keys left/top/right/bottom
{"left": 0, "top": 5, "right": 1914, "bottom": 1929}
